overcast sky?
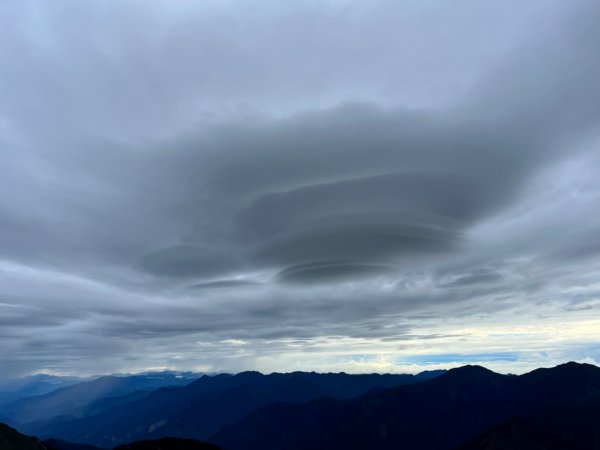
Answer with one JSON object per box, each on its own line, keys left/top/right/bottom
{"left": 1, "top": 0, "right": 599, "bottom": 379}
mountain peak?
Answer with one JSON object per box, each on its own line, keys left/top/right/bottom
{"left": 555, "top": 361, "right": 596, "bottom": 370}
{"left": 449, "top": 364, "right": 493, "bottom": 373}
{"left": 523, "top": 361, "right": 600, "bottom": 379}
{"left": 439, "top": 364, "right": 500, "bottom": 381}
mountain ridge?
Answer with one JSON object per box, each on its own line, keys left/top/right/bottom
{"left": 16, "top": 370, "right": 441, "bottom": 447}
{"left": 212, "top": 361, "right": 600, "bottom": 450}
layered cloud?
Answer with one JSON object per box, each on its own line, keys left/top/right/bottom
{"left": 0, "top": 0, "right": 599, "bottom": 378}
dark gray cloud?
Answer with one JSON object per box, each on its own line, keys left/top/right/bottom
{"left": 140, "top": 245, "right": 241, "bottom": 278}
{"left": 186, "top": 279, "right": 263, "bottom": 290}
{"left": 1, "top": 0, "right": 600, "bottom": 378}
{"left": 277, "top": 261, "right": 398, "bottom": 284}
{"left": 438, "top": 271, "right": 504, "bottom": 288}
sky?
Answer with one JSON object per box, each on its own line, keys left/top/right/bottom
{"left": 1, "top": 0, "right": 600, "bottom": 379}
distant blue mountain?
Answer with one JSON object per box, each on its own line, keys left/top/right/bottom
{"left": 26, "top": 370, "right": 440, "bottom": 447}
{"left": 2, "top": 372, "right": 200, "bottom": 425}
{"left": 0, "top": 375, "right": 83, "bottom": 407}
{"left": 3, "top": 363, "right": 600, "bottom": 450}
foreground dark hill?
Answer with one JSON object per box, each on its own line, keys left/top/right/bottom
{"left": 4, "top": 372, "right": 199, "bottom": 425}
{"left": 45, "top": 438, "right": 107, "bottom": 450}
{"left": 114, "top": 437, "right": 221, "bottom": 450}
{"left": 44, "top": 436, "right": 221, "bottom": 450}
{"left": 456, "top": 417, "right": 560, "bottom": 450}
{"left": 0, "top": 423, "right": 47, "bottom": 450}
{"left": 32, "top": 370, "right": 439, "bottom": 447}
{"left": 213, "top": 362, "right": 600, "bottom": 450}
{"left": 1, "top": 423, "right": 221, "bottom": 450}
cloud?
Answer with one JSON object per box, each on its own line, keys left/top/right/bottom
{"left": 438, "top": 271, "right": 504, "bottom": 288}
{"left": 277, "top": 261, "right": 397, "bottom": 284}
{"left": 186, "top": 279, "right": 263, "bottom": 290}
{"left": 401, "top": 352, "right": 520, "bottom": 364}
{"left": 139, "top": 245, "right": 240, "bottom": 278}
{"left": 0, "top": 0, "right": 600, "bottom": 378}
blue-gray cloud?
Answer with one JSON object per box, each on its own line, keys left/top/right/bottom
{"left": 0, "top": 0, "right": 600, "bottom": 378}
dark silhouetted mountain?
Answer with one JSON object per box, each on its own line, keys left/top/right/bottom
{"left": 113, "top": 437, "right": 221, "bottom": 450}
{"left": 213, "top": 365, "right": 511, "bottom": 450}
{"left": 212, "top": 362, "right": 600, "bottom": 450}
{"left": 31, "top": 370, "right": 439, "bottom": 447}
{"left": 501, "top": 362, "right": 600, "bottom": 450}
{"left": 456, "top": 417, "right": 560, "bottom": 450}
{"left": 4, "top": 423, "right": 220, "bottom": 450}
{"left": 3, "top": 423, "right": 220, "bottom": 450}
{"left": 0, "top": 422, "right": 47, "bottom": 450}
{"left": 4, "top": 372, "right": 199, "bottom": 425}
{"left": 44, "top": 438, "right": 107, "bottom": 450}
{"left": 412, "top": 369, "right": 446, "bottom": 380}
{"left": 512, "top": 361, "right": 600, "bottom": 407}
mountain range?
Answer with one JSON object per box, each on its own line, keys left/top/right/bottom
{"left": 1, "top": 362, "right": 599, "bottom": 450}
{"left": 15, "top": 370, "right": 440, "bottom": 447}
{"left": 212, "top": 362, "right": 600, "bottom": 450}
{"left": 1, "top": 372, "right": 201, "bottom": 427}
{"left": 0, "top": 375, "right": 83, "bottom": 408}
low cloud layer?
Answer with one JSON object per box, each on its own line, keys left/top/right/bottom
{"left": 1, "top": 0, "right": 600, "bottom": 378}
